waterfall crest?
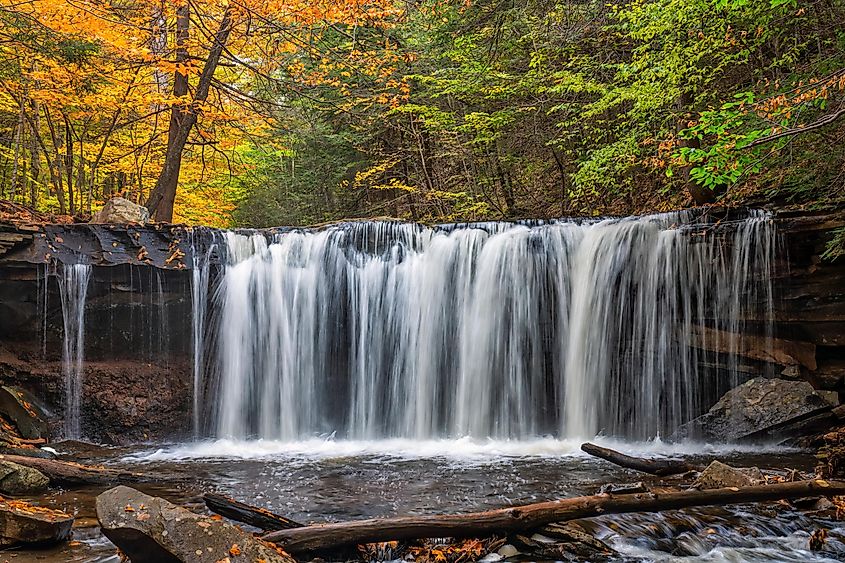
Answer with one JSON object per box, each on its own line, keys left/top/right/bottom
{"left": 202, "top": 211, "right": 775, "bottom": 442}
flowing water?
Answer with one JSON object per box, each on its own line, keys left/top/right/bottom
{"left": 201, "top": 211, "right": 773, "bottom": 442}
{"left": 57, "top": 262, "right": 92, "bottom": 440}
{"left": 24, "top": 440, "right": 845, "bottom": 562}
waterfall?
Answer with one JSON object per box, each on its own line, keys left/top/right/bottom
{"left": 58, "top": 263, "right": 92, "bottom": 439}
{"left": 201, "top": 211, "right": 775, "bottom": 442}
{"left": 191, "top": 231, "right": 215, "bottom": 436}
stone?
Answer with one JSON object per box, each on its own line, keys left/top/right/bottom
{"left": 671, "top": 378, "right": 832, "bottom": 443}
{"left": 0, "top": 460, "right": 49, "bottom": 495}
{"left": 819, "top": 390, "right": 840, "bottom": 407}
{"left": 0, "top": 499, "right": 73, "bottom": 547}
{"left": 811, "top": 359, "right": 845, "bottom": 390}
{"left": 0, "top": 386, "right": 48, "bottom": 440}
{"left": 692, "top": 461, "right": 763, "bottom": 490}
{"left": 96, "top": 486, "right": 294, "bottom": 563}
{"left": 90, "top": 197, "right": 150, "bottom": 225}
{"left": 497, "top": 544, "right": 520, "bottom": 558}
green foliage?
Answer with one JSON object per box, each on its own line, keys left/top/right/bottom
{"left": 822, "top": 228, "right": 845, "bottom": 262}
{"left": 233, "top": 114, "right": 364, "bottom": 227}
{"left": 228, "top": 0, "right": 845, "bottom": 225}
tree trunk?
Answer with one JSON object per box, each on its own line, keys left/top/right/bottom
{"left": 580, "top": 443, "right": 699, "bottom": 476}
{"left": 263, "top": 479, "right": 845, "bottom": 554}
{"left": 204, "top": 493, "right": 304, "bottom": 531}
{"left": 28, "top": 100, "right": 41, "bottom": 207}
{"left": 64, "top": 115, "right": 75, "bottom": 214}
{"left": 145, "top": 6, "right": 234, "bottom": 221}
{"left": 42, "top": 108, "right": 67, "bottom": 214}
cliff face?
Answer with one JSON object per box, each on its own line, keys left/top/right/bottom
{"left": 0, "top": 222, "right": 203, "bottom": 443}
{"left": 0, "top": 210, "right": 842, "bottom": 444}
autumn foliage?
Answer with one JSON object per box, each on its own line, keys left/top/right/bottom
{"left": 0, "top": 0, "right": 400, "bottom": 225}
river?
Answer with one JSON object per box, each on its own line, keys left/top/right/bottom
{"left": 22, "top": 438, "right": 845, "bottom": 562}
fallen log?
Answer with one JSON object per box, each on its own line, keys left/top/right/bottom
{"left": 263, "top": 479, "right": 845, "bottom": 554}
{"left": 204, "top": 492, "right": 303, "bottom": 531}
{"left": 581, "top": 442, "right": 698, "bottom": 476}
{"left": 0, "top": 454, "right": 144, "bottom": 487}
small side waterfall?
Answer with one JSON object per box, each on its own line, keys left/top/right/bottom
{"left": 200, "top": 211, "right": 776, "bottom": 442}
{"left": 58, "top": 263, "right": 92, "bottom": 439}
{"left": 191, "top": 232, "right": 215, "bottom": 436}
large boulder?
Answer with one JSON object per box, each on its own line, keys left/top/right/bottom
{"left": 693, "top": 461, "right": 763, "bottom": 490}
{"left": 671, "top": 377, "right": 834, "bottom": 443}
{"left": 0, "top": 499, "right": 73, "bottom": 547}
{"left": 0, "top": 385, "right": 48, "bottom": 440}
{"left": 90, "top": 197, "right": 150, "bottom": 225}
{"left": 0, "top": 460, "right": 49, "bottom": 495}
{"left": 96, "top": 486, "right": 294, "bottom": 563}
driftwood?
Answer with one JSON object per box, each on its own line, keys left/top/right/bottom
{"left": 203, "top": 492, "right": 303, "bottom": 531}
{"left": 0, "top": 454, "right": 145, "bottom": 486}
{"left": 581, "top": 442, "right": 698, "bottom": 476}
{"left": 263, "top": 479, "right": 845, "bottom": 554}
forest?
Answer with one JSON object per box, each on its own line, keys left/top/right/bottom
{"left": 0, "top": 0, "right": 843, "bottom": 228}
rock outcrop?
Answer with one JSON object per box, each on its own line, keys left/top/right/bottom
{"left": 0, "top": 460, "right": 49, "bottom": 495}
{"left": 0, "top": 385, "right": 49, "bottom": 440}
{"left": 0, "top": 499, "right": 73, "bottom": 546}
{"left": 671, "top": 378, "right": 836, "bottom": 443}
{"left": 96, "top": 486, "right": 294, "bottom": 563}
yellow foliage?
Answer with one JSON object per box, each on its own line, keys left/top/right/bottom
{"left": 0, "top": 0, "right": 399, "bottom": 222}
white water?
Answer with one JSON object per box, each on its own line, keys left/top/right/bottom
{"left": 203, "top": 211, "right": 775, "bottom": 443}
{"left": 58, "top": 262, "right": 92, "bottom": 439}
{"left": 191, "top": 231, "right": 216, "bottom": 436}
{"left": 129, "top": 436, "right": 794, "bottom": 463}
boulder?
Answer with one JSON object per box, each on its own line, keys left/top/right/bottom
{"left": 0, "top": 499, "right": 73, "bottom": 547}
{"left": 90, "top": 197, "right": 149, "bottom": 225}
{"left": 0, "top": 385, "right": 48, "bottom": 440}
{"left": 96, "top": 486, "right": 294, "bottom": 563}
{"left": 0, "top": 460, "right": 49, "bottom": 495}
{"left": 671, "top": 378, "right": 833, "bottom": 443}
{"left": 693, "top": 461, "right": 763, "bottom": 490}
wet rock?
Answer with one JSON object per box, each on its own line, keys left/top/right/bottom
{"left": 671, "top": 378, "right": 833, "bottom": 442}
{"left": 819, "top": 390, "right": 840, "bottom": 407}
{"left": 539, "top": 522, "right": 616, "bottom": 555}
{"left": 0, "top": 460, "right": 49, "bottom": 495}
{"left": 693, "top": 461, "right": 763, "bottom": 490}
{"left": 90, "top": 197, "right": 149, "bottom": 225}
{"left": 0, "top": 499, "right": 73, "bottom": 546}
{"left": 497, "top": 544, "right": 520, "bottom": 558}
{"left": 96, "top": 485, "right": 294, "bottom": 563}
{"left": 0, "top": 443, "right": 56, "bottom": 458}
{"left": 811, "top": 359, "right": 845, "bottom": 390}
{"left": 0, "top": 385, "right": 48, "bottom": 440}
{"left": 599, "top": 481, "right": 647, "bottom": 494}
{"left": 689, "top": 325, "right": 817, "bottom": 370}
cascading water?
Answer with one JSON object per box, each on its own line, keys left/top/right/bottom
{"left": 58, "top": 262, "right": 92, "bottom": 439}
{"left": 191, "top": 230, "right": 216, "bottom": 436}
{"left": 200, "top": 211, "right": 775, "bottom": 442}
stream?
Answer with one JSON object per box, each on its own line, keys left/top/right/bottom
{"left": 15, "top": 439, "right": 845, "bottom": 562}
